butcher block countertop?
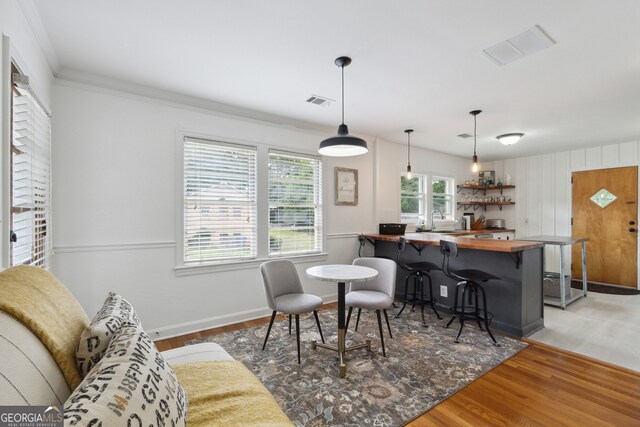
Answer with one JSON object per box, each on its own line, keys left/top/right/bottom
{"left": 361, "top": 232, "right": 543, "bottom": 253}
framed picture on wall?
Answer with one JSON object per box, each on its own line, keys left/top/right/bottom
{"left": 335, "top": 167, "right": 358, "bottom": 205}
{"left": 479, "top": 170, "right": 495, "bottom": 185}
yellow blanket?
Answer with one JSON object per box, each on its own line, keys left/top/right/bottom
{"left": 173, "top": 360, "right": 293, "bottom": 427}
{"left": 0, "top": 265, "right": 89, "bottom": 390}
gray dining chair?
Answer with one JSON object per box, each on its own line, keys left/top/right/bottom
{"left": 345, "top": 257, "right": 397, "bottom": 356}
{"left": 260, "top": 259, "right": 324, "bottom": 363}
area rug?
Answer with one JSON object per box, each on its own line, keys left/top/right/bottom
{"left": 571, "top": 280, "right": 640, "bottom": 295}
{"left": 189, "top": 306, "right": 527, "bottom": 426}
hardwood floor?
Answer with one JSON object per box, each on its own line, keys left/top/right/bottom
{"left": 155, "top": 305, "right": 640, "bottom": 426}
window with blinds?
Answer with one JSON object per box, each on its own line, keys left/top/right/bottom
{"left": 268, "top": 150, "right": 322, "bottom": 256}
{"left": 183, "top": 137, "right": 257, "bottom": 263}
{"left": 10, "top": 68, "right": 52, "bottom": 268}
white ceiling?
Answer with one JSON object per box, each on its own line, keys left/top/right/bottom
{"left": 31, "top": 0, "right": 640, "bottom": 160}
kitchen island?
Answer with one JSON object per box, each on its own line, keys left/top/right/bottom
{"left": 360, "top": 232, "right": 545, "bottom": 338}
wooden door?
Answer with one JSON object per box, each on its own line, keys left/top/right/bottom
{"left": 572, "top": 166, "right": 637, "bottom": 287}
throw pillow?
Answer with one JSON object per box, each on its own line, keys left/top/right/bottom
{"left": 76, "top": 292, "right": 141, "bottom": 377}
{"left": 64, "top": 322, "right": 187, "bottom": 426}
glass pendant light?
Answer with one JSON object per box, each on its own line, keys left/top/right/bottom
{"left": 318, "top": 57, "right": 368, "bottom": 157}
{"left": 470, "top": 110, "right": 482, "bottom": 172}
{"left": 405, "top": 129, "right": 413, "bottom": 179}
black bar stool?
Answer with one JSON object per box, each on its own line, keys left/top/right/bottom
{"left": 395, "top": 237, "right": 443, "bottom": 327}
{"left": 439, "top": 240, "right": 500, "bottom": 346}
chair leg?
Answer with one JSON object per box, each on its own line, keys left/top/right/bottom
{"left": 355, "top": 308, "right": 362, "bottom": 331}
{"left": 376, "top": 310, "right": 386, "bottom": 357}
{"left": 383, "top": 309, "right": 393, "bottom": 338}
{"left": 445, "top": 282, "right": 461, "bottom": 329}
{"left": 475, "top": 287, "right": 484, "bottom": 331}
{"left": 455, "top": 283, "right": 468, "bottom": 343}
{"left": 295, "top": 314, "right": 301, "bottom": 364}
{"left": 411, "top": 275, "right": 418, "bottom": 311}
{"left": 396, "top": 274, "right": 412, "bottom": 318}
{"left": 289, "top": 314, "right": 292, "bottom": 335}
{"left": 480, "top": 285, "right": 499, "bottom": 346}
{"left": 426, "top": 274, "right": 442, "bottom": 320}
{"left": 262, "top": 311, "right": 277, "bottom": 351}
{"left": 313, "top": 310, "right": 325, "bottom": 344}
{"left": 345, "top": 306, "right": 353, "bottom": 334}
{"left": 419, "top": 275, "right": 427, "bottom": 327}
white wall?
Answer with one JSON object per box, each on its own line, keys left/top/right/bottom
{"left": 0, "top": 0, "right": 54, "bottom": 267}
{"left": 489, "top": 141, "right": 640, "bottom": 274}
{"left": 374, "top": 139, "right": 472, "bottom": 226}
{"left": 50, "top": 81, "right": 378, "bottom": 338}
{"left": 49, "top": 78, "right": 478, "bottom": 338}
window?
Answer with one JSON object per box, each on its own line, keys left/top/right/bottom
{"left": 183, "top": 137, "right": 257, "bottom": 263}
{"left": 400, "top": 174, "right": 426, "bottom": 224}
{"left": 268, "top": 151, "right": 322, "bottom": 256}
{"left": 9, "top": 66, "right": 52, "bottom": 268}
{"left": 400, "top": 173, "right": 455, "bottom": 224}
{"left": 432, "top": 176, "right": 455, "bottom": 219}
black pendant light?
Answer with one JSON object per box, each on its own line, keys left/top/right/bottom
{"left": 470, "top": 110, "right": 482, "bottom": 173}
{"left": 318, "top": 56, "right": 368, "bottom": 157}
{"left": 405, "top": 129, "right": 413, "bottom": 179}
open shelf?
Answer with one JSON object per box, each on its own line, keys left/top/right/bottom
{"left": 457, "top": 184, "right": 515, "bottom": 195}
{"left": 457, "top": 201, "right": 516, "bottom": 211}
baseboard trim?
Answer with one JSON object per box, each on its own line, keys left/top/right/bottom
{"left": 149, "top": 294, "right": 337, "bottom": 341}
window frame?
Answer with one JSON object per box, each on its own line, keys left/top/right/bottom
{"left": 399, "top": 171, "right": 456, "bottom": 227}
{"left": 267, "top": 149, "right": 323, "bottom": 257}
{"left": 7, "top": 63, "right": 52, "bottom": 269}
{"left": 175, "top": 132, "right": 327, "bottom": 275}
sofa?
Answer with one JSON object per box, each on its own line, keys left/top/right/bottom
{"left": 0, "top": 265, "right": 293, "bottom": 426}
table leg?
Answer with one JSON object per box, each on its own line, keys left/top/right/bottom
{"left": 338, "top": 281, "right": 347, "bottom": 377}
{"left": 581, "top": 241, "right": 588, "bottom": 297}
{"left": 560, "top": 245, "right": 566, "bottom": 309}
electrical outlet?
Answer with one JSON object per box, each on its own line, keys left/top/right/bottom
{"left": 440, "top": 285, "right": 448, "bottom": 298}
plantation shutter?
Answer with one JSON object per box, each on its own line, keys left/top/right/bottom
{"left": 268, "top": 150, "right": 322, "bottom": 256}
{"left": 10, "top": 73, "right": 52, "bottom": 268}
{"left": 183, "top": 137, "right": 257, "bottom": 263}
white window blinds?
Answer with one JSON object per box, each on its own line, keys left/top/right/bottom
{"left": 268, "top": 150, "right": 322, "bottom": 256}
{"left": 11, "top": 78, "right": 52, "bottom": 268}
{"left": 183, "top": 137, "right": 257, "bottom": 263}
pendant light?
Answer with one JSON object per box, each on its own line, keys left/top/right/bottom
{"left": 318, "top": 56, "right": 368, "bottom": 157}
{"left": 405, "top": 129, "right": 413, "bottom": 179}
{"left": 470, "top": 110, "right": 482, "bottom": 173}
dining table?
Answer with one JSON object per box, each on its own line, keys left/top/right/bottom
{"left": 306, "top": 264, "right": 378, "bottom": 378}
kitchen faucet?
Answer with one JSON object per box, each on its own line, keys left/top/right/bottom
{"left": 431, "top": 210, "right": 444, "bottom": 230}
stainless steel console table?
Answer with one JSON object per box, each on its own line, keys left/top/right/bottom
{"left": 518, "top": 236, "right": 589, "bottom": 309}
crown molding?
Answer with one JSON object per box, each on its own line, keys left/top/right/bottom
{"left": 18, "top": 0, "right": 60, "bottom": 74}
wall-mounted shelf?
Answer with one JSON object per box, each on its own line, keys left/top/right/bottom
{"left": 457, "top": 201, "right": 516, "bottom": 211}
{"left": 457, "top": 184, "right": 515, "bottom": 195}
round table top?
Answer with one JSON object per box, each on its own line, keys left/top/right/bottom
{"left": 306, "top": 264, "right": 378, "bottom": 282}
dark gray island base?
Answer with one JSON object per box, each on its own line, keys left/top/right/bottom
{"left": 362, "top": 233, "right": 545, "bottom": 338}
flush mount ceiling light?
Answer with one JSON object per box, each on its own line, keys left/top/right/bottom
{"left": 318, "top": 56, "right": 368, "bottom": 157}
{"left": 497, "top": 133, "right": 524, "bottom": 145}
{"left": 470, "top": 110, "right": 482, "bottom": 173}
{"left": 405, "top": 129, "right": 413, "bottom": 179}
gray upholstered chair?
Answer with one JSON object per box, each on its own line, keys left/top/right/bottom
{"left": 260, "top": 259, "right": 324, "bottom": 363}
{"left": 345, "top": 257, "right": 397, "bottom": 356}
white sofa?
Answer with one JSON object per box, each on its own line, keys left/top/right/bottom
{"left": 0, "top": 265, "right": 292, "bottom": 426}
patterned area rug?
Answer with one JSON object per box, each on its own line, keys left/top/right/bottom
{"left": 190, "top": 305, "right": 527, "bottom": 426}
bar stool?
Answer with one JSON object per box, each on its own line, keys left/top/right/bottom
{"left": 395, "top": 237, "right": 443, "bottom": 327}
{"left": 439, "top": 240, "right": 500, "bottom": 346}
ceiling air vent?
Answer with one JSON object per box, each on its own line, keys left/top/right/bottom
{"left": 306, "top": 95, "right": 334, "bottom": 107}
{"left": 483, "top": 25, "right": 556, "bottom": 66}
{"left": 458, "top": 133, "right": 472, "bottom": 138}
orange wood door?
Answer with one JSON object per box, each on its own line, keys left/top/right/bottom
{"left": 572, "top": 166, "right": 637, "bottom": 287}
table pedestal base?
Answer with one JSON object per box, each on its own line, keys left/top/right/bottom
{"left": 312, "top": 333, "right": 371, "bottom": 378}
